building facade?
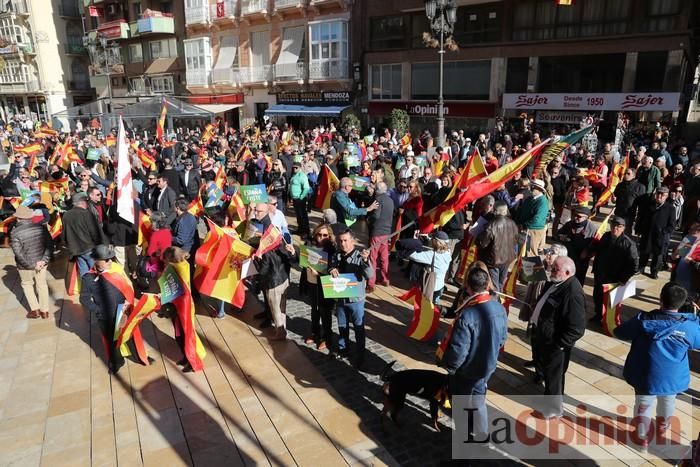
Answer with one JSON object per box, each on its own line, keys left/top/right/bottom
{"left": 0, "top": 0, "right": 93, "bottom": 124}
{"left": 82, "top": 0, "right": 186, "bottom": 99}
{"left": 183, "top": 0, "right": 355, "bottom": 128}
{"left": 360, "top": 0, "right": 698, "bottom": 137}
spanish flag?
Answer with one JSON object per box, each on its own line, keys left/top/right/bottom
{"left": 532, "top": 126, "right": 593, "bottom": 178}
{"left": 166, "top": 260, "right": 207, "bottom": 371}
{"left": 156, "top": 97, "right": 167, "bottom": 143}
{"left": 105, "top": 135, "right": 116, "bottom": 147}
{"left": 34, "top": 129, "right": 58, "bottom": 139}
{"left": 65, "top": 260, "right": 81, "bottom": 295}
{"left": 138, "top": 212, "right": 152, "bottom": 248}
{"left": 601, "top": 283, "right": 622, "bottom": 336}
{"left": 14, "top": 143, "right": 42, "bottom": 156}
{"left": 502, "top": 241, "right": 526, "bottom": 314}
{"left": 254, "top": 224, "right": 283, "bottom": 258}
{"left": 116, "top": 293, "right": 160, "bottom": 357}
{"left": 398, "top": 287, "right": 440, "bottom": 342}
{"left": 47, "top": 213, "right": 63, "bottom": 240}
{"left": 133, "top": 144, "right": 156, "bottom": 171}
{"left": 314, "top": 164, "right": 339, "bottom": 210}
{"left": 237, "top": 145, "right": 253, "bottom": 162}
{"left": 227, "top": 190, "right": 246, "bottom": 226}
{"left": 187, "top": 195, "right": 204, "bottom": 218}
{"left": 214, "top": 164, "right": 227, "bottom": 190}
{"left": 0, "top": 216, "right": 16, "bottom": 234}
{"left": 201, "top": 123, "right": 216, "bottom": 146}
{"left": 454, "top": 237, "right": 478, "bottom": 284}
{"left": 594, "top": 162, "right": 625, "bottom": 209}
{"left": 194, "top": 219, "right": 255, "bottom": 308}
{"left": 447, "top": 151, "right": 488, "bottom": 201}
{"left": 593, "top": 211, "right": 614, "bottom": 243}
{"left": 399, "top": 132, "right": 412, "bottom": 148}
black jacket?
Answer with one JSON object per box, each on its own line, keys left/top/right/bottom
{"left": 442, "top": 210, "right": 466, "bottom": 240}
{"left": 614, "top": 180, "right": 645, "bottom": 218}
{"left": 255, "top": 246, "right": 291, "bottom": 290}
{"left": 155, "top": 186, "right": 178, "bottom": 226}
{"left": 369, "top": 192, "right": 394, "bottom": 237}
{"left": 592, "top": 232, "right": 639, "bottom": 284}
{"left": 556, "top": 219, "right": 597, "bottom": 260}
{"left": 104, "top": 202, "right": 139, "bottom": 247}
{"left": 11, "top": 220, "right": 51, "bottom": 269}
{"left": 330, "top": 247, "right": 373, "bottom": 303}
{"left": 534, "top": 277, "right": 586, "bottom": 349}
{"left": 160, "top": 168, "right": 181, "bottom": 195}
{"left": 179, "top": 169, "right": 202, "bottom": 202}
{"left": 635, "top": 198, "right": 676, "bottom": 247}
{"left": 63, "top": 206, "right": 104, "bottom": 257}
{"left": 140, "top": 184, "right": 160, "bottom": 212}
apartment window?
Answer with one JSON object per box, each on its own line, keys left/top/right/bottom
{"left": 644, "top": 0, "right": 681, "bottom": 33}
{"left": 128, "top": 43, "right": 143, "bottom": 62}
{"left": 0, "top": 17, "right": 27, "bottom": 44}
{"left": 453, "top": 3, "right": 502, "bottom": 44}
{"left": 151, "top": 75, "right": 174, "bottom": 93}
{"left": 184, "top": 38, "right": 211, "bottom": 71}
{"left": 538, "top": 54, "right": 625, "bottom": 93}
{"left": 410, "top": 14, "right": 430, "bottom": 49}
{"left": 310, "top": 21, "right": 348, "bottom": 61}
{"left": 149, "top": 38, "right": 176, "bottom": 59}
{"left": 132, "top": 1, "right": 141, "bottom": 20}
{"left": 0, "top": 59, "right": 28, "bottom": 83}
{"left": 369, "top": 16, "right": 406, "bottom": 50}
{"left": 411, "top": 61, "right": 490, "bottom": 100}
{"left": 370, "top": 64, "right": 401, "bottom": 100}
{"left": 129, "top": 77, "right": 146, "bottom": 93}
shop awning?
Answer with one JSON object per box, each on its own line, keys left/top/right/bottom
{"left": 265, "top": 104, "right": 350, "bottom": 117}
{"left": 194, "top": 103, "right": 243, "bottom": 114}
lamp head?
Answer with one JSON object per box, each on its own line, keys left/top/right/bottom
{"left": 425, "top": 0, "right": 436, "bottom": 20}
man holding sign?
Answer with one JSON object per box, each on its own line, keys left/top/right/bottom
{"left": 328, "top": 230, "right": 373, "bottom": 368}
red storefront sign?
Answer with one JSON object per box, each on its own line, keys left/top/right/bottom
{"left": 368, "top": 101, "right": 496, "bottom": 118}
{"left": 187, "top": 94, "right": 244, "bottom": 105}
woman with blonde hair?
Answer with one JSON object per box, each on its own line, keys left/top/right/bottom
{"left": 303, "top": 223, "right": 337, "bottom": 350}
{"left": 408, "top": 231, "right": 452, "bottom": 304}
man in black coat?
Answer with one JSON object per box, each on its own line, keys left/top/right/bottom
{"left": 613, "top": 167, "right": 646, "bottom": 234}
{"left": 153, "top": 174, "right": 177, "bottom": 226}
{"left": 140, "top": 172, "right": 160, "bottom": 212}
{"left": 63, "top": 192, "right": 105, "bottom": 276}
{"left": 635, "top": 186, "right": 676, "bottom": 279}
{"left": 555, "top": 206, "right": 598, "bottom": 285}
{"left": 179, "top": 158, "right": 202, "bottom": 202}
{"left": 530, "top": 256, "right": 586, "bottom": 418}
{"left": 589, "top": 217, "right": 639, "bottom": 322}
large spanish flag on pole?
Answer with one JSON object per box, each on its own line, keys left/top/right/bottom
{"left": 532, "top": 126, "right": 593, "bottom": 178}
{"left": 194, "top": 219, "right": 255, "bottom": 308}
{"left": 156, "top": 97, "right": 167, "bottom": 143}
{"left": 447, "top": 151, "right": 488, "bottom": 201}
{"left": 314, "top": 164, "right": 340, "bottom": 210}
{"left": 397, "top": 287, "right": 440, "bottom": 342}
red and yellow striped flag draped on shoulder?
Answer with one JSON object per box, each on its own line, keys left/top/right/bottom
{"left": 116, "top": 293, "right": 160, "bottom": 351}
{"left": 397, "top": 287, "right": 440, "bottom": 342}
{"left": 314, "top": 164, "right": 339, "bottom": 210}
{"left": 168, "top": 260, "right": 207, "bottom": 371}
{"left": 194, "top": 219, "right": 255, "bottom": 308}
{"left": 65, "top": 260, "right": 80, "bottom": 296}
{"left": 436, "top": 291, "right": 492, "bottom": 362}
{"left": 214, "top": 164, "right": 227, "bottom": 190}
{"left": 227, "top": 190, "right": 246, "bottom": 226}
{"left": 454, "top": 237, "right": 478, "bottom": 284}
{"left": 502, "top": 240, "right": 527, "bottom": 314}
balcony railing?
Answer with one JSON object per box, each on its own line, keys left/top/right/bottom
{"left": 242, "top": 0, "right": 267, "bottom": 15}
{"left": 137, "top": 15, "right": 175, "bottom": 35}
{"left": 97, "top": 20, "right": 130, "bottom": 40}
{"left": 58, "top": 1, "right": 81, "bottom": 17}
{"left": 0, "top": 0, "right": 29, "bottom": 15}
{"left": 309, "top": 60, "right": 349, "bottom": 80}
{"left": 64, "top": 42, "right": 87, "bottom": 55}
{"left": 68, "top": 79, "right": 91, "bottom": 91}
{"left": 0, "top": 80, "right": 40, "bottom": 94}
{"left": 185, "top": 4, "right": 210, "bottom": 26}
{"left": 186, "top": 69, "right": 210, "bottom": 87}
{"left": 240, "top": 65, "right": 272, "bottom": 83}
{"left": 275, "top": 0, "right": 304, "bottom": 8}
{"left": 273, "top": 62, "right": 305, "bottom": 81}
{"left": 211, "top": 0, "right": 237, "bottom": 19}
{"left": 212, "top": 67, "right": 241, "bottom": 85}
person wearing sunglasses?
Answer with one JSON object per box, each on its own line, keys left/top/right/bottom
{"left": 303, "top": 223, "right": 336, "bottom": 351}
{"left": 140, "top": 172, "right": 160, "bottom": 212}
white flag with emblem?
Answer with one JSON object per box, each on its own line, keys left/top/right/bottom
{"left": 116, "top": 116, "right": 135, "bottom": 224}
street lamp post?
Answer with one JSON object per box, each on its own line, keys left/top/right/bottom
{"left": 83, "top": 33, "right": 121, "bottom": 124}
{"left": 425, "top": 0, "right": 457, "bottom": 148}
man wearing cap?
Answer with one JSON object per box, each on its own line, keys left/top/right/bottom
{"left": 635, "top": 186, "right": 676, "bottom": 279}
{"left": 514, "top": 178, "right": 550, "bottom": 256}
{"left": 589, "top": 217, "right": 638, "bottom": 323}
{"left": 613, "top": 167, "right": 646, "bottom": 234}
{"left": 63, "top": 192, "right": 106, "bottom": 276}
{"left": 289, "top": 161, "right": 312, "bottom": 238}
{"left": 556, "top": 206, "right": 598, "bottom": 284}
{"left": 11, "top": 205, "right": 51, "bottom": 319}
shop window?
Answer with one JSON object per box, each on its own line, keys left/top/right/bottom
{"left": 369, "top": 16, "right": 406, "bottom": 50}
{"left": 634, "top": 51, "right": 668, "bottom": 92}
{"left": 538, "top": 54, "right": 625, "bottom": 93}
{"left": 370, "top": 64, "right": 401, "bottom": 100}
{"left": 411, "top": 60, "right": 490, "bottom": 100}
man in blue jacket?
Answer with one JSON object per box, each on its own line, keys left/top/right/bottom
{"left": 438, "top": 267, "right": 508, "bottom": 440}
{"left": 330, "top": 177, "right": 378, "bottom": 227}
{"left": 614, "top": 283, "right": 700, "bottom": 452}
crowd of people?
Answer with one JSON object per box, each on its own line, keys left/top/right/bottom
{"left": 1, "top": 113, "right": 699, "bottom": 452}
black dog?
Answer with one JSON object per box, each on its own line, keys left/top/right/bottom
{"left": 380, "top": 361, "right": 450, "bottom": 432}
